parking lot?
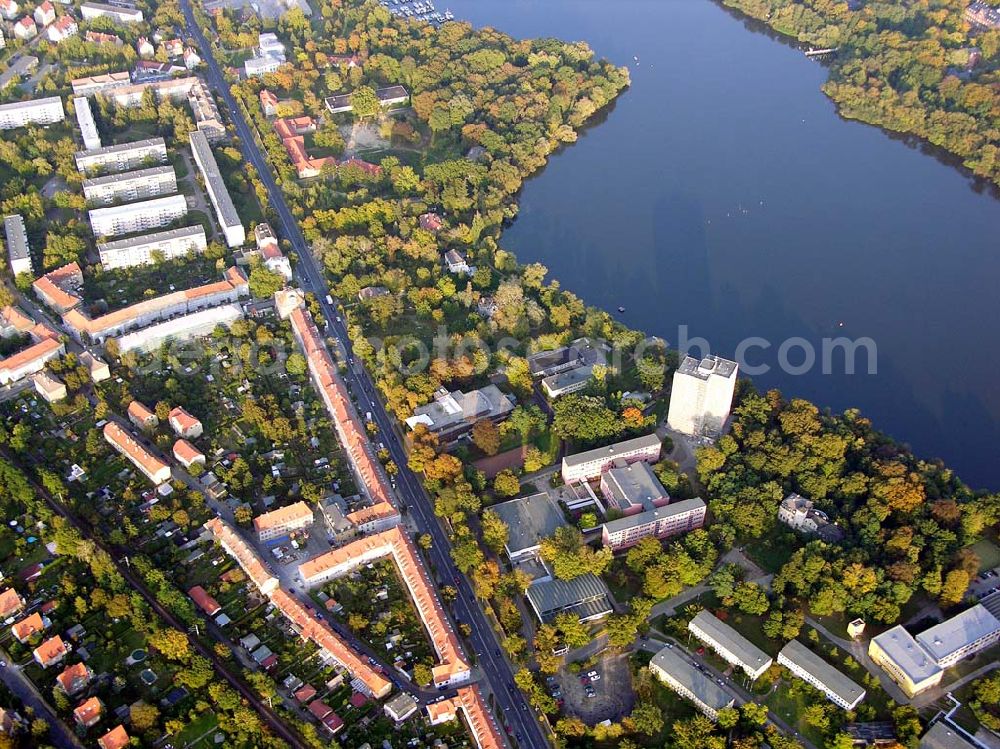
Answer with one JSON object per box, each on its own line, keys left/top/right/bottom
{"left": 554, "top": 652, "right": 635, "bottom": 724}
{"left": 970, "top": 567, "right": 1000, "bottom": 600}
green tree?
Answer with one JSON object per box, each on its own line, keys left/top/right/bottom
{"left": 493, "top": 469, "right": 520, "bottom": 497}
{"left": 350, "top": 86, "right": 380, "bottom": 118}
{"left": 481, "top": 509, "right": 509, "bottom": 553}
{"left": 249, "top": 265, "right": 285, "bottom": 298}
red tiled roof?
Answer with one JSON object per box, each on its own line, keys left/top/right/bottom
{"left": 98, "top": 725, "right": 129, "bottom": 749}
{"left": 168, "top": 406, "right": 201, "bottom": 434}
{"left": 104, "top": 422, "right": 170, "bottom": 483}
{"left": 172, "top": 439, "right": 205, "bottom": 466}
{"left": 56, "top": 662, "right": 91, "bottom": 693}
{"left": 0, "top": 588, "right": 24, "bottom": 618}
{"left": 11, "top": 612, "right": 43, "bottom": 641}
{"left": 73, "top": 696, "right": 102, "bottom": 725}
{"left": 308, "top": 700, "right": 332, "bottom": 720}
{"left": 349, "top": 691, "right": 368, "bottom": 708}
{"left": 32, "top": 263, "right": 83, "bottom": 312}
{"left": 294, "top": 684, "right": 317, "bottom": 703}
{"left": 127, "top": 400, "right": 156, "bottom": 425}
{"left": 187, "top": 585, "right": 221, "bottom": 616}
{"left": 34, "top": 635, "right": 67, "bottom": 666}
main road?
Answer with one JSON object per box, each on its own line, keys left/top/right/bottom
{"left": 177, "top": 3, "right": 549, "bottom": 747}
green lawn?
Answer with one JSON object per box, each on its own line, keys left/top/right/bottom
{"left": 765, "top": 680, "right": 830, "bottom": 748}
{"left": 172, "top": 710, "right": 220, "bottom": 748}
{"left": 968, "top": 538, "right": 1000, "bottom": 572}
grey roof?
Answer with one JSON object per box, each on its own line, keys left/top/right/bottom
{"left": 779, "top": 639, "right": 865, "bottom": 706}
{"left": 689, "top": 610, "right": 772, "bottom": 673}
{"left": 562, "top": 433, "right": 662, "bottom": 470}
{"left": 75, "top": 136, "right": 165, "bottom": 160}
{"left": 602, "top": 497, "right": 706, "bottom": 535}
{"left": 525, "top": 573, "right": 612, "bottom": 621}
{"left": 384, "top": 692, "right": 418, "bottom": 717}
{"left": 189, "top": 130, "right": 241, "bottom": 229}
{"left": 602, "top": 461, "right": 668, "bottom": 511}
{"left": 98, "top": 225, "right": 205, "bottom": 251}
{"left": 406, "top": 385, "right": 514, "bottom": 433}
{"left": 915, "top": 604, "right": 1000, "bottom": 664}
{"left": 0, "top": 96, "right": 63, "bottom": 116}
{"left": 650, "top": 645, "right": 735, "bottom": 712}
{"left": 676, "top": 354, "right": 737, "bottom": 381}
{"left": 871, "top": 625, "right": 942, "bottom": 683}
{"left": 919, "top": 721, "right": 979, "bottom": 749}
{"left": 542, "top": 365, "right": 594, "bottom": 394}
{"left": 376, "top": 85, "right": 409, "bottom": 102}
{"left": 4, "top": 215, "right": 29, "bottom": 263}
{"left": 82, "top": 164, "right": 175, "bottom": 189}
{"left": 492, "top": 493, "right": 565, "bottom": 556}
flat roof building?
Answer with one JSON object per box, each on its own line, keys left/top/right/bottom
{"left": 384, "top": 692, "right": 418, "bottom": 723}
{"left": 114, "top": 303, "right": 244, "bottom": 353}
{"left": 919, "top": 721, "right": 979, "bottom": 749}
{"left": 491, "top": 493, "right": 565, "bottom": 561}
{"left": 525, "top": 573, "right": 614, "bottom": 624}
{"left": 89, "top": 194, "right": 187, "bottom": 238}
{"left": 915, "top": 604, "right": 1000, "bottom": 668}
{"left": 0, "top": 96, "right": 63, "bottom": 130}
{"left": 71, "top": 71, "right": 131, "bottom": 97}
{"left": 83, "top": 165, "right": 177, "bottom": 206}
{"left": 80, "top": 2, "right": 143, "bottom": 22}
{"left": 98, "top": 224, "right": 206, "bottom": 270}
{"left": 778, "top": 639, "right": 865, "bottom": 710}
{"left": 4, "top": 214, "right": 31, "bottom": 276}
{"left": 404, "top": 385, "right": 515, "bottom": 441}
{"left": 189, "top": 130, "right": 244, "bottom": 247}
{"left": 689, "top": 610, "right": 773, "bottom": 680}
{"left": 667, "top": 354, "right": 738, "bottom": 438}
{"left": 601, "top": 460, "right": 669, "bottom": 514}
{"left": 75, "top": 137, "right": 167, "bottom": 174}
{"left": 649, "top": 645, "right": 735, "bottom": 720}
{"left": 601, "top": 497, "right": 707, "bottom": 552}
{"left": 561, "top": 433, "right": 662, "bottom": 484}
{"left": 73, "top": 97, "right": 101, "bottom": 150}
{"left": 868, "top": 625, "right": 943, "bottom": 698}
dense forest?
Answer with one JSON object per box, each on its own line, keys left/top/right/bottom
{"left": 721, "top": 0, "right": 1000, "bottom": 186}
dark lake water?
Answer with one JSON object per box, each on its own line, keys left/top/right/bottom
{"left": 445, "top": 0, "right": 1000, "bottom": 489}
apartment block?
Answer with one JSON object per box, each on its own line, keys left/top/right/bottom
{"left": 4, "top": 214, "right": 32, "bottom": 276}
{"left": 70, "top": 71, "right": 130, "bottom": 97}
{"left": 89, "top": 194, "right": 187, "bottom": 237}
{"left": 189, "top": 130, "right": 244, "bottom": 247}
{"left": 103, "top": 422, "right": 171, "bottom": 484}
{"left": 253, "top": 501, "right": 314, "bottom": 542}
{"left": 114, "top": 303, "right": 244, "bottom": 353}
{"left": 777, "top": 639, "right": 865, "bottom": 710}
{"left": 649, "top": 645, "right": 735, "bottom": 720}
{"left": 109, "top": 76, "right": 197, "bottom": 109}
{"left": 75, "top": 137, "right": 167, "bottom": 174}
{"left": 601, "top": 497, "right": 707, "bottom": 551}
{"left": 0, "top": 96, "right": 64, "bottom": 130}
{"left": 73, "top": 97, "right": 101, "bottom": 150}
{"left": 83, "top": 165, "right": 177, "bottom": 206}
{"left": 667, "top": 354, "right": 738, "bottom": 438}
{"left": 561, "top": 433, "right": 662, "bottom": 484}
{"left": 80, "top": 2, "right": 142, "bottom": 23}
{"left": 688, "top": 610, "right": 773, "bottom": 680}
{"left": 98, "top": 225, "right": 205, "bottom": 270}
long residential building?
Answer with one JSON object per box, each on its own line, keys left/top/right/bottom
{"left": 204, "top": 517, "right": 393, "bottom": 697}
{"left": 4, "top": 214, "right": 32, "bottom": 276}
{"left": 114, "top": 303, "right": 245, "bottom": 353}
{"left": 80, "top": 1, "right": 143, "bottom": 23}
{"left": 98, "top": 225, "right": 206, "bottom": 270}
{"left": 0, "top": 307, "right": 64, "bottom": 385}
{"left": 89, "top": 194, "right": 187, "bottom": 237}
{"left": 70, "top": 71, "right": 131, "bottom": 97}
{"left": 777, "top": 639, "right": 865, "bottom": 710}
{"left": 914, "top": 603, "right": 1000, "bottom": 669}
{"left": 108, "top": 76, "right": 197, "bottom": 109}
{"left": 649, "top": 645, "right": 736, "bottom": 720}
{"left": 189, "top": 130, "right": 244, "bottom": 247}
{"left": 103, "top": 422, "right": 171, "bottom": 484}
{"left": 0, "top": 96, "right": 64, "bottom": 130}
{"left": 601, "top": 497, "right": 707, "bottom": 551}
{"left": 298, "top": 525, "right": 471, "bottom": 687}
{"left": 73, "top": 97, "right": 101, "bottom": 150}
{"left": 83, "top": 165, "right": 177, "bottom": 205}
{"left": 253, "top": 502, "right": 314, "bottom": 542}
{"left": 60, "top": 267, "right": 248, "bottom": 343}
{"left": 561, "top": 433, "right": 662, "bottom": 484}
{"left": 75, "top": 137, "right": 167, "bottom": 174}
{"left": 689, "top": 610, "right": 773, "bottom": 680}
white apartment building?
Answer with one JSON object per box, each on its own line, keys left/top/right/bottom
{"left": 689, "top": 610, "right": 773, "bottom": 680}
{"left": 114, "top": 303, "right": 244, "bottom": 353}
{"left": 73, "top": 97, "right": 101, "bottom": 151}
{"left": 0, "top": 96, "right": 64, "bottom": 130}
{"left": 89, "top": 194, "right": 187, "bottom": 238}
{"left": 75, "top": 137, "right": 167, "bottom": 174}
{"left": 244, "top": 32, "right": 285, "bottom": 77}
{"left": 71, "top": 71, "right": 130, "bottom": 97}
{"left": 601, "top": 497, "right": 707, "bottom": 551}
{"left": 649, "top": 645, "right": 735, "bottom": 720}
{"left": 80, "top": 1, "right": 142, "bottom": 23}
{"left": 83, "top": 165, "right": 177, "bottom": 205}
{"left": 915, "top": 604, "right": 1000, "bottom": 669}
{"left": 561, "top": 433, "right": 662, "bottom": 484}
{"left": 189, "top": 130, "right": 245, "bottom": 247}
{"left": 777, "top": 640, "right": 866, "bottom": 710}
{"left": 254, "top": 502, "right": 314, "bottom": 543}
{"left": 4, "top": 214, "right": 32, "bottom": 276}
{"left": 98, "top": 225, "right": 206, "bottom": 270}
{"left": 666, "top": 354, "right": 738, "bottom": 438}
{"left": 244, "top": 56, "right": 283, "bottom": 77}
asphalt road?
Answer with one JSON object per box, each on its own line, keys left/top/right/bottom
{"left": 176, "top": 4, "right": 548, "bottom": 746}
{"left": 0, "top": 644, "right": 84, "bottom": 749}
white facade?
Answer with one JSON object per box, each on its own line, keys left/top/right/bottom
{"left": 72, "top": 97, "right": 101, "bottom": 150}
{"left": 4, "top": 214, "right": 32, "bottom": 276}
{"left": 777, "top": 640, "right": 865, "bottom": 710}
{"left": 98, "top": 225, "right": 206, "bottom": 270}
{"left": 0, "top": 96, "right": 64, "bottom": 130}
{"left": 561, "top": 433, "right": 662, "bottom": 484}
{"left": 115, "top": 303, "right": 245, "bottom": 353}
{"left": 89, "top": 194, "right": 187, "bottom": 237}
{"left": 244, "top": 56, "right": 282, "bottom": 77}
{"left": 80, "top": 1, "right": 142, "bottom": 23}
{"left": 667, "top": 355, "right": 738, "bottom": 437}
{"left": 83, "top": 165, "right": 177, "bottom": 205}
{"left": 189, "top": 130, "right": 244, "bottom": 247}
{"left": 75, "top": 137, "right": 167, "bottom": 174}
{"left": 689, "top": 610, "right": 773, "bottom": 680}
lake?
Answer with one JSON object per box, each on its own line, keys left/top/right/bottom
{"left": 444, "top": 0, "right": 1000, "bottom": 489}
